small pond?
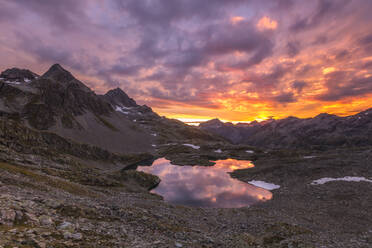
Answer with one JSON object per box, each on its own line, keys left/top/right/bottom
{"left": 137, "top": 158, "right": 273, "bottom": 208}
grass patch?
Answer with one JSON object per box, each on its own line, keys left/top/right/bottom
{"left": 41, "top": 167, "right": 122, "bottom": 187}
{"left": 118, "top": 170, "right": 160, "bottom": 190}
{"left": 0, "top": 162, "right": 97, "bottom": 197}
{"left": 95, "top": 115, "right": 118, "bottom": 131}
{"left": 61, "top": 113, "right": 74, "bottom": 128}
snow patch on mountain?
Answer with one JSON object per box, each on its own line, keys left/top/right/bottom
{"left": 311, "top": 176, "right": 372, "bottom": 185}
{"left": 248, "top": 180, "right": 280, "bottom": 190}
{"left": 183, "top": 144, "right": 200, "bottom": 149}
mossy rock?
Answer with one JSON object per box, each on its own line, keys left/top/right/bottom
{"left": 165, "top": 154, "right": 215, "bottom": 166}
{"left": 95, "top": 114, "right": 118, "bottom": 131}
{"left": 261, "top": 222, "right": 312, "bottom": 246}
{"left": 119, "top": 170, "right": 160, "bottom": 190}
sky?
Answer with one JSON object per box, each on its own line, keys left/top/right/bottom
{"left": 1, "top": 0, "right": 372, "bottom": 123}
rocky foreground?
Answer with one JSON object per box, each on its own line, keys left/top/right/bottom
{"left": 0, "top": 137, "right": 371, "bottom": 247}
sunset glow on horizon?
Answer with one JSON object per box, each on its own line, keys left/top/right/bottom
{"left": 1, "top": 0, "right": 371, "bottom": 123}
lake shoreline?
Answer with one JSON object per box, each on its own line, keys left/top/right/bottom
{"left": 0, "top": 144, "right": 371, "bottom": 247}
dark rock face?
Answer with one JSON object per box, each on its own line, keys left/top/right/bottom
{"left": 41, "top": 64, "right": 86, "bottom": 89}
{"left": 33, "top": 78, "right": 111, "bottom": 116}
{"left": 202, "top": 118, "right": 224, "bottom": 128}
{"left": 200, "top": 109, "right": 372, "bottom": 149}
{"left": 18, "top": 64, "right": 113, "bottom": 130}
{"left": 0, "top": 68, "right": 38, "bottom": 83}
{"left": 200, "top": 119, "right": 244, "bottom": 143}
{"left": 0, "top": 64, "right": 146, "bottom": 152}
{"left": 0, "top": 63, "right": 221, "bottom": 154}
{"left": 104, "top": 87, "right": 137, "bottom": 107}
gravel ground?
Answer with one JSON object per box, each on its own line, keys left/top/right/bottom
{"left": 0, "top": 144, "right": 371, "bottom": 247}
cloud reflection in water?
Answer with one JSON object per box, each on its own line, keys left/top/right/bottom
{"left": 137, "top": 158, "right": 272, "bottom": 208}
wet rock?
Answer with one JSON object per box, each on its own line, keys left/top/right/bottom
{"left": 0, "top": 209, "right": 16, "bottom": 225}
{"left": 39, "top": 215, "right": 54, "bottom": 226}
{"left": 175, "top": 241, "right": 183, "bottom": 247}
{"left": 35, "top": 240, "right": 46, "bottom": 248}
{"left": 25, "top": 212, "right": 39, "bottom": 225}
{"left": 63, "top": 231, "right": 82, "bottom": 240}
{"left": 15, "top": 210, "right": 24, "bottom": 222}
{"left": 58, "top": 221, "right": 75, "bottom": 232}
{"left": 44, "top": 199, "right": 62, "bottom": 209}
{"left": 119, "top": 170, "right": 160, "bottom": 190}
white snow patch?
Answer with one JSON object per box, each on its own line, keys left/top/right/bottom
{"left": 133, "top": 119, "right": 137, "bottom": 122}
{"left": 248, "top": 180, "right": 280, "bottom": 190}
{"left": 115, "top": 106, "right": 129, "bottom": 114}
{"left": 214, "top": 149, "right": 222, "bottom": 153}
{"left": 5, "top": 80, "right": 21, "bottom": 85}
{"left": 0, "top": 77, "right": 4, "bottom": 80}
{"left": 183, "top": 144, "right": 200, "bottom": 149}
{"left": 303, "top": 156, "right": 316, "bottom": 159}
{"left": 152, "top": 144, "right": 157, "bottom": 147}
{"left": 311, "top": 176, "right": 372, "bottom": 185}
{"left": 151, "top": 133, "right": 157, "bottom": 137}
{"left": 24, "top": 78, "right": 31, "bottom": 83}
{"left": 246, "top": 150, "right": 254, "bottom": 154}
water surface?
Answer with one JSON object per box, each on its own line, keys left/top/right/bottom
{"left": 137, "top": 158, "right": 272, "bottom": 208}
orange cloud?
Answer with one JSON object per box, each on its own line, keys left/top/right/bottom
{"left": 230, "top": 16, "right": 245, "bottom": 25}
{"left": 155, "top": 92, "right": 372, "bottom": 124}
{"left": 257, "top": 16, "right": 278, "bottom": 31}
{"left": 322, "top": 67, "right": 336, "bottom": 74}
{"left": 1, "top": 0, "right": 371, "bottom": 126}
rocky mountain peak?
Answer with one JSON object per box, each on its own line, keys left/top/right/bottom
{"left": 0, "top": 68, "right": 38, "bottom": 83}
{"left": 201, "top": 108, "right": 372, "bottom": 148}
{"left": 37, "top": 64, "right": 91, "bottom": 94}
{"left": 200, "top": 118, "right": 224, "bottom": 128}
{"left": 358, "top": 108, "right": 372, "bottom": 116}
{"left": 314, "top": 113, "right": 337, "bottom": 120}
{"left": 42, "top": 64, "right": 74, "bottom": 81}
{"left": 44, "top": 63, "right": 68, "bottom": 74}
{"left": 104, "top": 87, "right": 137, "bottom": 107}
{"left": 106, "top": 87, "right": 127, "bottom": 97}
{"left": 13, "top": 64, "right": 112, "bottom": 129}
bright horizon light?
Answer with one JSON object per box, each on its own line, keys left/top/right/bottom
{"left": 0, "top": 1, "right": 371, "bottom": 123}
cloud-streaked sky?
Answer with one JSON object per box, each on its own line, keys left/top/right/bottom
{"left": 1, "top": 0, "right": 372, "bottom": 122}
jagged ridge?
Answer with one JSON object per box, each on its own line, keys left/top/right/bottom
{"left": 200, "top": 109, "right": 372, "bottom": 148}
{"left": 0, "top": 64, "right": 222, "bottom": 154}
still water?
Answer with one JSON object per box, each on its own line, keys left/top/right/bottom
{"left": 137, "top": 158, "right": 272, "bottom": 208}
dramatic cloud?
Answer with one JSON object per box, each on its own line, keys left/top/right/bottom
{"left": 291, "top": 81, "right": 307, "bottom": 93}
{"left": 317, "top": 72, "right": 372, "bottom": 101}
{"left": 0, "top": 0, "right": 371, "bottom": 122}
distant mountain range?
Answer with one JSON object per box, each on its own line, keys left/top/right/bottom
{"left": 200, "top": 109, "right": 372, "bottom": 149}
{"left": 2, "top": 63, "right": 370, "bottom": 152}
{"left": 0, "top": 64, "right": 218, "bottom": 155}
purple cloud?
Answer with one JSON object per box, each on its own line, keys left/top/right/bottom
{"left": 0, "top": 0, "right": 371, "bottom": 118}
